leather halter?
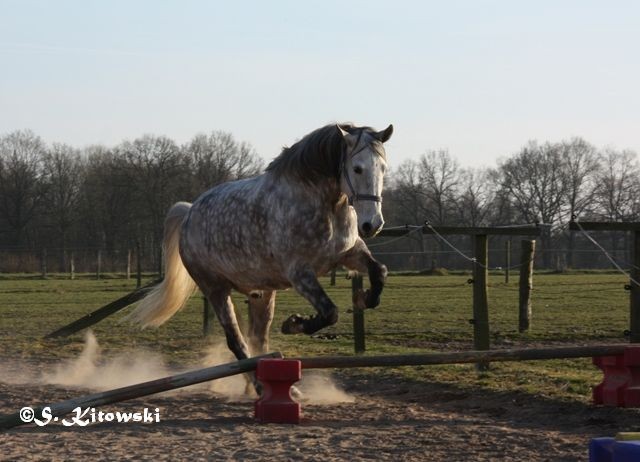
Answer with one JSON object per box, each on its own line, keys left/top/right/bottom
{"left": 340, "top": 130, "right": 383, "bottom": 205}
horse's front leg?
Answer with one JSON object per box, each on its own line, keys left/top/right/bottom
{"left": 281, "top": 265, "right": 339, "bottom": 335}
{"left": 339, "top": 238, "right": 388, "bottom": 308}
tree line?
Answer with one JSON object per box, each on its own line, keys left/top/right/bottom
{"left": 0, "top": 129, "right": 638, "bottom": 272}
{"left": 0, "top": 129, "right": 262, "bottom": 272}
{"left": 385, "top": 138, "right": 639, "bottom": 268}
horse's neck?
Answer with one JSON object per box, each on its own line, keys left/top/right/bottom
{"left": 296, "top": 179, "right": 343, "bottom": 209}
{"left": 263, "top": 173, "right": 340, "bottom": 206}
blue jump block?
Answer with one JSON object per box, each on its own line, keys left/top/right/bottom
{"left": 590, "top": 438, "right": 640, "bottom": 462}
{"left": 590, "top": 438, "right": 615, "bottom": 462}
{"left": 613, "top": 441, "right": 640, "bottom": 461}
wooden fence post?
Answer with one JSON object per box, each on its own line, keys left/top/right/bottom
{"left": 519, "top": 240, "right": 535, "bottom": 333}
{"left": 330, "top": 268, "right": 336, "bottom": 286}
{"left": 126, "top": 249, "right": 132, "bottom": 280}
{"left": 203, "top": 296, "right": 215, "bottom": 337}
{"left": 505, "top": 239, "right": 511, "bottom": 284}
{"left": 472, "top": 234, "right": 490, "bottom": 370}
{"left": 136, "top": 241, "right": 142, "bottom": 288}
{"left": 352, "top": 274, "right": 365, "bottom": 354}
{"left": 96, "top": 250, "right": 102, "bottom": 280}
{"left": 41, "top": 248, "right": 47, "bottom": 279}
{"left": 70, "top": 252, "right": 75, "bottom": 280}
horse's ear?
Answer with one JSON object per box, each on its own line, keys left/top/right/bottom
{"left": 337, "top": 124, "right": 351, "bottom": 138}
{"left": 376, "top": 124, "right": 394, "bottom": 143}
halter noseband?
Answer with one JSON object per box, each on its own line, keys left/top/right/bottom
{"left": 340, "top": 130, "right": 383, "bottom": 206}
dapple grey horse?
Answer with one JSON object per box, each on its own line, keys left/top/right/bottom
{"left": 128, "top": 123, "right": 392, "bottom": 369}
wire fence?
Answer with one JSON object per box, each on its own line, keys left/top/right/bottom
{"left": 0, "top": 246, "right": 161, "bottom": 276}
{"left": 371, "top": 248, "right": 633, "bottom": 273}
{"left": 0, "top": 246, "right": 634, "bottom": 275}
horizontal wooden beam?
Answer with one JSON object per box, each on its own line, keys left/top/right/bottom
{"left": 376, "top": 225, "right": 542, "bottom": 237}
{"left": 0, "top": 352, "right": 282, "bottom": 431}
{"left": 569, "top": 221, "right": 640, "bottom": 232}
{"left": 294, "top": 344, "right": 627, "bottom": 369}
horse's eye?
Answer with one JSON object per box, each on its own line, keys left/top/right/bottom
{"left": 353, "top": 166, "right": 363, "bottom": 174}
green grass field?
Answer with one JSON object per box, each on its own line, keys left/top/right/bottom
{"left": 0, "top": 271, "right": 631, "bottom": 403}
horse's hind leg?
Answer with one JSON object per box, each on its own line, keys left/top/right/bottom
{"left": 201, "top": 283, "right": 252, "bottom": 362}
{"left": 249, "top": 289, "right": 303, "bottom": 398}
{"left": 247, "top": 290, "right": 275, "bottom": 355}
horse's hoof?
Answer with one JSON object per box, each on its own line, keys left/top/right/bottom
{"left": 364, "top": 289, "right": 380, "bottom": 309}
{"left": 281, "top": 314, "right": 305, "bottom": 334}
{"left": 290, "top": 385, "right": 303, "bottom": 400}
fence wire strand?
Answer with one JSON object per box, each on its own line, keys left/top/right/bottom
{"left": 424, "top": 222, "right": 532, "bottom": 271}
{"left": 573, "top": 220, "right": 640, "bottom": 286}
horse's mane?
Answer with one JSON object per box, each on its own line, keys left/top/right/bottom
{"left": 266, "top": 123, "right": 379, "bottom": 183}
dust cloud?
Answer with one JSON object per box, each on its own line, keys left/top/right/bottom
{"left": 1, "top": 331, "right": 355, "bottom": 404}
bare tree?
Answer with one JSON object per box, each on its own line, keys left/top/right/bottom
{"left": 455, "top": 168, "right": 493, "bottom": 226}
{"left": 118, "top": 135, "right": 193, "bottom": 271}
{"left": 76, "top": 146, "right": 135, "bottom": 254}
{"left": 484, "top": 168, "right": 517, "bottom": 225}
{"left": 391, "top": 160, "right": 427, "bottom": 224}
{"left": 0, "top": 130, "right": 46, "bottom": 245}
{"left": 42, "top": 143, "right": 84, "bottom": 269}
{"left": 417, "top": 149, "right": 461, "bottom": 267}
{"left": 184, "top": 131, "right": 263, "bottom": 194}
{"left": 419, "top": 149, "right": 460, "bottom": 225}
{"left": 592, "top": 148, "right": 640, "bottom": 261}
{"left": 498, "top": 141, "right": 567, "bottom": 266}
{"left": 593, "top": 149, "right": 640, "bottom": 221}
{"left": 558, "top": 137, "right": 600, "bottom": 266}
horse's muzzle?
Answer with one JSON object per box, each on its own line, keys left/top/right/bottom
{"left": 359, "top": 221, "right": 383, "bottom": 239}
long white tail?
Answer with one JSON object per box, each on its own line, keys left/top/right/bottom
{"left": 126, "top": 202, "right": 197, "bottom": 327}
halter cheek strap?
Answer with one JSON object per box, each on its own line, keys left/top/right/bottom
{"left": 340, "top": 130, "right": 383, "bottom": 205}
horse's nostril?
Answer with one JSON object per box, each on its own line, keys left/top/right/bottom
{"left": 362, "top": 222, "right": 372, "bottom": 233}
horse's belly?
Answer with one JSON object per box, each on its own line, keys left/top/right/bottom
{"left": 203, "top": 249, "right": 290, "bottom": 290}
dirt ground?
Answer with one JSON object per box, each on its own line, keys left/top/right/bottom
{"left": 2, "top": 368, "right": 640, "bottom": 462}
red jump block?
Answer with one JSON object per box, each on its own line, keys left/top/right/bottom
{"left": 254, "top": 359, "right": 301, "bottom": 424}
{"left": 623, "top": 346, "right": 640, "bottom": 407}
{"left": 593, "top": 346, "right": 640, "bottom": 407}
{"left": 593, "top": 354, "right": 628, "bottom": 406}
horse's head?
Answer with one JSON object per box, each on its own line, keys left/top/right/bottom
{"left": 338, "top": 124, "right": 393, "bottom": 238}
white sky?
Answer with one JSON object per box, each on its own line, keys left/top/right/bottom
{"left": 1, "top": 0, "right": 639, "bottom": 169}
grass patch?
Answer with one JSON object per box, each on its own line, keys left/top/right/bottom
{"left": 0, "top": 272, "right": 629, "bottom": 401}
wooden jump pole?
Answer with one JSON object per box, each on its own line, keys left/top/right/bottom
{"left": 293, "top": 344, "right": 626, "bottom": 370}
{"left": 2, "top": 345, "right": 627, "bottom": 431}
{"left": 44, "top": 278, "right": 163, "bottom": 339}
{"left": 0, "top": 352, "right": 281, "bottom": 431}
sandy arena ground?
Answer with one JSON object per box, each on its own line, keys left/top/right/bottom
{"left": 2, "top": 366, "right": 640, "bottom": 461}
